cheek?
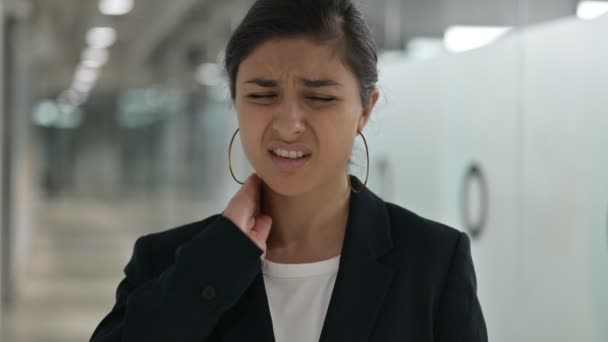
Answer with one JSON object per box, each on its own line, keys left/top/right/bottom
{"left": 316, "top": 111, "right": 358, "bottom": 163}
{"left": 237, "top": 109, "right": 268, "bottom": 161}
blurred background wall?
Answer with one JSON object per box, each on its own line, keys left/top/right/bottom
{"left": 0, "top": 0, "right": 4, "bottom": 326}
{"left": 0, "top": 0, "right": 607, "bottom": 341}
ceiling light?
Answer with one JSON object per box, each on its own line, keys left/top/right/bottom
{"left": 74, "top": 66, "right": 99, "bottom": 84}
{"left": 58, "top": 89, "right": 85, "bottom": 107}
{"left": 86, "top": 27, "right": 117, "bottom": 49}
{"left": 406, "top": 37, "right": 445, "bottom": 60}
{"left": 81, "top": 47, "right": 109, "bottom": 68}
{"left": 99, "top": 0, "right": 134, "bottom": 16}
{"left": 577, "top": 1, "right": 608, "bottom": 20}
{"left": 196, "top": 63, "right": 222, "bottom": 87}
{"left": 444, "top": 26, "right": 511, "bottom": 53}
{"left": 32, "top": 100, "right": 60, "bottom": 127}
{"left": 71, "top": 79, "right": 95, "bottom": 93}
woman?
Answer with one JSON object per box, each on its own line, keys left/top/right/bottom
{"left": 90, "top": 0, "right": 487, "bottom": 341}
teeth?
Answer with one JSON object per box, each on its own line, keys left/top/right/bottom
{"left": 273, "top": 149, "right": 306, "bottom": 159}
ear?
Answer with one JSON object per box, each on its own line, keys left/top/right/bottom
{"left": 358, "top": 89, "right": 380, "bottom": 132}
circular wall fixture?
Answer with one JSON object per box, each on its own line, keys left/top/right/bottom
{"left": 460, "top": 163, "right": 489, "bottom": 239}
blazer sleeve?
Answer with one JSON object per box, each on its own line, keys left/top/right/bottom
{"left": 434, "top": 232, "right": 488, "bottom": 342}
{"left": 90, "top": 215, "right": 263, "bottom": 342}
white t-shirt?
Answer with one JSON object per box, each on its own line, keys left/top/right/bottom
{"left": 262, "top": 255, "right": 341, "bottom": 342}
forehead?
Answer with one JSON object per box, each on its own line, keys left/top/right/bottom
{"left": 238, "top": 37, "right": 356, "bottom": 83}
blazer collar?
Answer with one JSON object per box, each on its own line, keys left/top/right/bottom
{"left": 223, "top": 176, "right": 395, "bottom": 342}
{"left": 340, "top": 175, "right": 394, "bottom": 260}
{"left": 318, "top": 175, "right": 395, "bottom": 341}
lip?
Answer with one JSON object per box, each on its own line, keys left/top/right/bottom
{"left": 268, "top": 151, "right": 311, "bottom": 172}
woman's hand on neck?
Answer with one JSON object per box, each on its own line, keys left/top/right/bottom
{"left": 261, "top": 174, "right": 351, "bottom": 263}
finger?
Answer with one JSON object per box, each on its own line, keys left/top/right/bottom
{"left": 237, "top": 174, "right": 258, "bottom": 200}
{"left": 253, "top": 215, "right": 272, "bottom": 242}
{"left": 231, "top": 174, "right": 258, "bottom": 220}
{"left": 242, "top": 173, "right": 260, "bottom": 192}
{"left": 241, "top": 173, "right": 262, "bottom": 214}
{"left": 246, "top": 216, "right": 255, "bottom": 231}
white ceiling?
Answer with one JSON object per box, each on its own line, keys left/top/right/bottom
{"left": 11, "top": 0, "right": 580, "bottom": 96}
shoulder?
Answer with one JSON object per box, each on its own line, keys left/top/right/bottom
{"left": 382, "top": 201, "right": 469, "bottom": 273}
{"left": 385, "top": 201, "right": 464, "bottom": 248}
{"left": 124, "top": 214, "right": 222, "bottom": 283}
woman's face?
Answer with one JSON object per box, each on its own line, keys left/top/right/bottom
{"left": 235, "top": 37, "right": 379, "bottom": 196}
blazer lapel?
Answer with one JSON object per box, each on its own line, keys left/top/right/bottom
{"left": 219, "top": 272, "right": 276, "bottom": 342}
{"left": 221, "top": 176, "right": 394, "bottom": 342}
{"left": 319, "top": 176, "right": 395, "bottom": 342}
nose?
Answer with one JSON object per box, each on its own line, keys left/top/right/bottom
{"left": 272, "top": 98, "right": 306, "bottom": 140}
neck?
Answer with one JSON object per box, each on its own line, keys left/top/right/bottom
{"left": 262, "top": 175, "right": 351, "bottom": 263}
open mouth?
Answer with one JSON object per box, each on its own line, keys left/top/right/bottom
{"left": 269, "top": 148, "right": 311, "bottom": 160}
{"left": 268, "top": 149, "right": 312, "bottom": 171}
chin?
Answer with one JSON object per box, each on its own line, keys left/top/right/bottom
{"left": 259, "top": 172, "right": 315, "bottom": 197}
{"left": 253, "top": 150, "right": 318, "bottom": 197}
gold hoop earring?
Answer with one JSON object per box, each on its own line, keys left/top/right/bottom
{"left": 228, "top": 128, "right": 245, "bottom": 185}
{"left": 349, "top": 130, "right": 370, "bottom": 193}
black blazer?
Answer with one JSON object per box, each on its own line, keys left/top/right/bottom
{"left": 91, "top": 177, "right": 488, "bottom": 341}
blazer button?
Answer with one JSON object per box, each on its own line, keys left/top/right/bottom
{"left": 201, "top": 285, "right": 216, "bottom": 301}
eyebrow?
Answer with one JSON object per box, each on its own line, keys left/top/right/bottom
{"left": 300, "top": 78, "right": 342, "bottom": 88}
{"left": 244, "top": 77, "right": 342, "bottom": 88}
{"left": 245, "top": 78, "right": 278, "bottom": 87}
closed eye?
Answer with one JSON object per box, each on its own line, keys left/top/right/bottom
{"left": 306, "top": 96, "right": 336, "bottom": 102}
{"left": 248, "top": 94, "right": 276, "bottom": 99}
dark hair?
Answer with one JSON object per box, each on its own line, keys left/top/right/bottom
{"left": 224, "top": 0, "right": 378, "bottom": 106}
